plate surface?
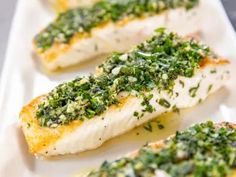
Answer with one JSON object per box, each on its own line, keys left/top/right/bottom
{"left": 0, "top": 0, "right": 236, "bottom": 177}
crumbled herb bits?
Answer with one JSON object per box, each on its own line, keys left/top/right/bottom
{"left": 88, "top": 121, "right": 236, "bottom": 177}
{"left": 189, "top": 82, "right": 200, "bottom": 97}
{"left": 35, "top": 0, "right": 199, "bottom": 52}
{"left": 208, "top": 84, "right": 213, "bottom": 93}
{"left": 157, "top": 123, "right": 164, "bottom": 129}
{"left": 143, "top": 122, "right": 153, "bottom": 132}
{"left": 158, "top": 98, "right": 171, "bottom": 108}
{"left": 36, "top": 29, "right": 210, "bottom": 127}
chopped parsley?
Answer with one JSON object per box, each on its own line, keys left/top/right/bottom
{"left": 36, "top": 29, "right": 210, "bottom": 127}
{"left": 198, "top": 98, "right": 202, "bottom": 104}
{"left": 35, "top": 0, "right": 199, "bottom": 51}
{"left": 141, "top": 94, "right": 155, "bottom": 113}
{"left": 88, "top": 121, "right": 236, "bottom": 177}
{"left": 172, "top": 105, "right": 180, "bottom": 114}
{"left": 210, "top": 69, "right": 217, "bottom": 74}
{"left": 179, "top": 80, "right": 185, "bottom": 88}
{"left": 189, "top": 82, "right": 200, "bottom": 97}
{"left": 133, "top": 111, "right": 139, "bottom": 117}
{"left": 143, "top": 122, "right": 153, "bottom": 132}
{"left": 208, "top": 84, "right": 213, "bottom": 93}
{"left": 158, "top": 98, "right": 171, "bottom": 108}
{"left": 157, "top": 123, "right": 164, "bottom": 129}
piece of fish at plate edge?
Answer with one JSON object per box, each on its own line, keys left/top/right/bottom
{"left": 86, "top": 121, "right": 236, "bottom": 177}
{"left": 34, "top": 0, "right": 202, "bottom": 71}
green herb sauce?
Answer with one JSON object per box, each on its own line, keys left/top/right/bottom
{"left": 35, "top": 0, "right": 199, "bottom": 51}
{"left": 36, "top": 29, "right": 209, "bottom": 127}
{"left": 88, "top": 121, "right": 236, "bottom": 177}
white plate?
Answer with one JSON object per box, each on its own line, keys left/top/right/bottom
{"left": 0, "top": 0, "right": 236, "bottom": 177}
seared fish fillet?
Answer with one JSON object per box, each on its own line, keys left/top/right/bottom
{"left": 87, "top": 121, "right": 236, "bottom": 177}
{"left": 34, "top": 0, "right": 200, "bottom": 71}
{"left": 20, "top": 30, "right": 230, "bottom": 156}
{"left": 48, "top": 0, "right": 100, "bottom": 12}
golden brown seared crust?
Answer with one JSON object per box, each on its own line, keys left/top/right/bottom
{"left": 52, "top": 0, "right": 69, "bottom": 12}
{"left": 19, "top": 57, "right": 229, "bottom": 155}
{"left": 200, "top": 57, "right": 229, "bottom": 67}
{"left": 230, "top": 171, "right": 236, "bottom": 177}
{"left": 20, "top": 96, "right": 83, "bottom": 154}
{"left": 19, "top": 91, "right": 133, "bottom": 154}
{"left": 51, "top": 0, "right": 100, "bottom": 12}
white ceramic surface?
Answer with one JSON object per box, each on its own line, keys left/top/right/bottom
{"left": 0, "top": 0, "right": 236, "bottom": 177}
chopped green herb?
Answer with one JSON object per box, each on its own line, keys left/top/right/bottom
{"left": 143, "top": 122, "right": 153, "bottom": 132}
{"left": 35, "top": 0, "right": 199, "bottom": 51}
{"left": 208, "top": 84, "right": 213, "bottom": 93}
{"left": 210, "top": 69, "right": 217, "bottom": 74}
{"left": 141, "top": 94, "right": 155, "bottom": 113}
{"left": 198, "top": 98, "right": 202, "bottom": 104}
{"left": 189, "top": 82, "right": 200, "bottom": 97}
{"left": 36, "top": 29, "right": 210, "bottom": 127}
{"left": 27, "top": 123, "right": 31, "bottom": 128}
{"left": 158, "top": 98, "right": 171, "bottom": 108}
{"left": 175, "top": 92, "right": 179, "bottom": 97}
{"left": 133, "top": 111, "right": 139, "bottom": 117}
{"left": 157, "top": 123, "right": 164, "bottom": 129}
{"left": 179, "top": 80, "right": 185, "bottom": 88}
{"left": 172, "top": 105, "right": 180, "bottom": 114}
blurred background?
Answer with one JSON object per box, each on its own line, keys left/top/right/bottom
{"left": 0, "top": 0, "right": 235, "bottom": 74}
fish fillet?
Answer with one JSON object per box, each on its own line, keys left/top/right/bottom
{"left": 20, "top": 30, "right": 230, "bottom": 156}
{"left": 34, "top": 0, "right": 201, "bottom": 71}
{"left": 87, "top": 122, "right": 236, "bottom": 177}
